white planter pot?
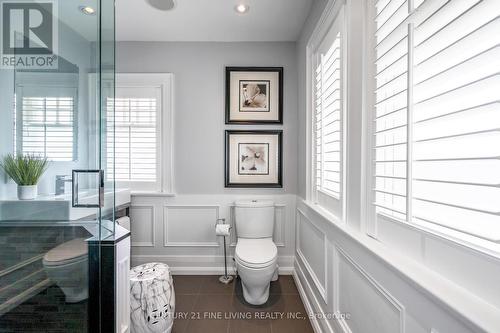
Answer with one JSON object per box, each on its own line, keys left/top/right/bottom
{"left": 17, "top": 185, "right": 37, "bottom": 200}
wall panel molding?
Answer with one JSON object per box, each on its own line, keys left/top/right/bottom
{"left": 130, "top": 205, "right": 155, "bottom": 247}
{"left": 163, "top": 205, "right": 220, "bottom": 247}
{"left": 296, "top": 209, "right": 328, "bottom": 303}
{"left": 294, "top": 261, "right": 335, "bottom": 333}
{"left": 336, "top": 246, "right": 406, "bottom": 333}
{"left": 275, "top": 204, "right": 287, "bottom": 246}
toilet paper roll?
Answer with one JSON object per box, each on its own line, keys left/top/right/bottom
{"left": 116, "top": 216, "right": 130, "bottom": 231}
{"left": 215, "top": 224, "right": 231, "bottom": 236}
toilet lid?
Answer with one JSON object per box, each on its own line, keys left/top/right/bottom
{"left": 235, "top": 238, "right": 277, "bottom": 267}
{"left": 43, "top": 238, "right": 88, "bottom": 265}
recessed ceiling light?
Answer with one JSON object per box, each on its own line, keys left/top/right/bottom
{"left": 235, "top": 4, "right": 249, "bottom": 14}
{"left": 79, "top": 6, "right": 96, "bottom": 15}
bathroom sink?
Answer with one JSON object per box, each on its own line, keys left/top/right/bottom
{"left": 0, "top": 199, "right": 69, "bottom": 221}
{"left": 0, "top": 188, "right": 130, "bottom": 221}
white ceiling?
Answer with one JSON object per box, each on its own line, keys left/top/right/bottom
{"left": 116, "top": 0, "right": 313, "bottom": 42}
{"left": 57, "top": 0, "right": 99, "bottom": 42}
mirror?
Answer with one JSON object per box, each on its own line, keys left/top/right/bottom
{"left": 0, "top": 1, "right": 99, "bottom": 198}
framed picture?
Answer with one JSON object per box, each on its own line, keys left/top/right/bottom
{"left": 225, "top": 67, "right": 283, "bottom": 124}
{"left": 225, "top": 130, "right": 283, "bottom": 188}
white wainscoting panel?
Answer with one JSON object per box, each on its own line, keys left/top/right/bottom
{"left": 337, "top": 247, "right": 405, "bottom": 333}
{"left": 130, "top": 205, "right": 155, "bottom": 247}
{"left": 294, "top": 200, "right": 494, "bottom": 333}
{"left": 297, "top": 209, "right": 327, "bottom": 302}
{"left": 294, "top": 259, "right": 335, "bottom": 333}
{"left": 163, "top": 205, "right": 220, "bottom": 247}
{"left": 274, "top": 204, "right": 287, "bottom": 246}
{"left": 130, "top": 194, "right": 296, "bottom": 274}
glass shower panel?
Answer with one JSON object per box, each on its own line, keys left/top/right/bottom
{"left": 99, "top": 0, "right": 116, "bottom": 238}
{"left": 0, "top": 0, "right": 115, "bottom": 332}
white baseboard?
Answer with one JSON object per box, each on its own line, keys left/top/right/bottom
{"left": 131, "top": 254, "right": 294, "bottom": 275}
{"left": 170, "top": 266, "right": 237, "bottom": 275}
{"left": 294, "top": 258, "right": 337, "bottom": 333}
{"left": 293, "top": 268, "right": 326, "bottom": 333}
{"left": 170, "top": 266, "right": 294, "bottom": 275}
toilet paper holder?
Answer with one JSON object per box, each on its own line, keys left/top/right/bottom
{"left": 215, "top": 218, "right": 234, "bottom": 285}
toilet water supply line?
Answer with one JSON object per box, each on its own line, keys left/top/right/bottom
{"left": 215, "top": 218, "right": 234, "bottom": 284}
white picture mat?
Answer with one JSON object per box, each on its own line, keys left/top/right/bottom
{"left": 229, "top": 133, "right": 279, "bottom": 184}
{"left": 229, "top": 71, "right": 279, "bottom": 121}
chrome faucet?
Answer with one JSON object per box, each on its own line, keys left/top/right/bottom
{"left": 55, "top": 175, "right": 72, "bottom": 195}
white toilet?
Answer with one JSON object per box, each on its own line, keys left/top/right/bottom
{"left": 42, "top": 238, "right": 89, "bottom": 303}
{"left": 234, "top": 200, "right": 278, "bottom": 305}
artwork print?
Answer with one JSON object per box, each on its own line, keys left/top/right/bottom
{"left": 238, "top": 143, "right": 269, "bottom": 175}
{"left": 225, "top": 130, "right": 282, "bottom": 188}
{"left": 239, "top": 81, "right": 270, "bottom": 112}
{"left": 226, "top": 67, "right": 283, "bottom": 124}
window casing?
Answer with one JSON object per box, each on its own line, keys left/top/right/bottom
{"left": 311, "top": 6, "right": 346, "bottom": 217}
{"left": 371, "top": 0, "right": 500, "bottom": 245}
{"left": 106, "top": 74, "right": 173, "bottom": 193}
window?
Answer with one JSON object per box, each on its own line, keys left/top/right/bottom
{"left": 315, "top": 33, "right": 342, "bottom": 198}
{"left": 106, "top": 74, "right": 173, "bottom": 192}
{"left": 310, "top": 6, "right": 346, "bottom": 217}
{"left": 107, "top": 94, "right": 158, "bottom": 183}
{"left": 372, "top": 0, "right": 500, "bottom": 243}
{"left": 15, "top": 86, "right": 77, "bottom": 162}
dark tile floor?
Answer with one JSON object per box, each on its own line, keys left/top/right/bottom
{"left": 0, "top": 275, "right": 313, "bottom": 333}
{"left": 0, "top": 286, "right": 87, "bottom": 333}
{"left": 172, "top": 275, "right": 314, "bottom": 333}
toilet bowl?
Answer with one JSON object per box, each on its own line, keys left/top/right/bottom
{"left": 235, "top": 238, "right": 278, "bottom": 305}
{"left": 42, "top": 238, "right": 89, "bottom": 303}
{"left": 234, "top": 200, "right": 278, "bottom": 305}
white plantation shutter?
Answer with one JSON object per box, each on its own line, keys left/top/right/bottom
{"left": 107, "top": 86, "right": 160, "bottom": 187}
{"left": 373, "top": 0, "right": 500, "bottom": 242}
{"left": 316, "top": 33, "right": 342, "bottom": 197}
{"left": 312, "top": 7, "right": 345, "bottom": 216}
{"left": 15, "top": 87, "right": 76, "bottom": 162}
{"left": 373, "top": 0, "right": 409, "bottom": 221}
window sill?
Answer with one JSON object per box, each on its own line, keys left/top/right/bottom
{"left": 130, "top": 191, "right": 176, "bottom": 197}
{"left": 317, "top": 188, "right": 340, "bottom": 200}
{"left": 303, "top": 199, "right": 343, "bottom": 225}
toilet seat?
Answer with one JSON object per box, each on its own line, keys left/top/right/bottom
{"left": 43, "top": 238, "right": 88, "bottom": 266}
{"left": 235, "top": 238, "right": 277, "bottom": 269}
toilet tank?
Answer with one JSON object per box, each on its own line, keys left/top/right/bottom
{"left": 234, "top": 200, "right": 275, "bottom": 238}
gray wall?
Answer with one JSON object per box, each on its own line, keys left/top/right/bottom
{"left": 116, "top": 42, "right": 299, "bottom": 194}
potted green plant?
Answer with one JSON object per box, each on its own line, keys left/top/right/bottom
{"left": 0, "top": 154, "right": 49, "bottom": 200}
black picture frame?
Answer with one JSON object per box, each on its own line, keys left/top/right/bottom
{"left": 225, "top": 67, "right": 284, "bottom": 124}
{"left": 225, "top": 130, "right": 283, "bottom": 188}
